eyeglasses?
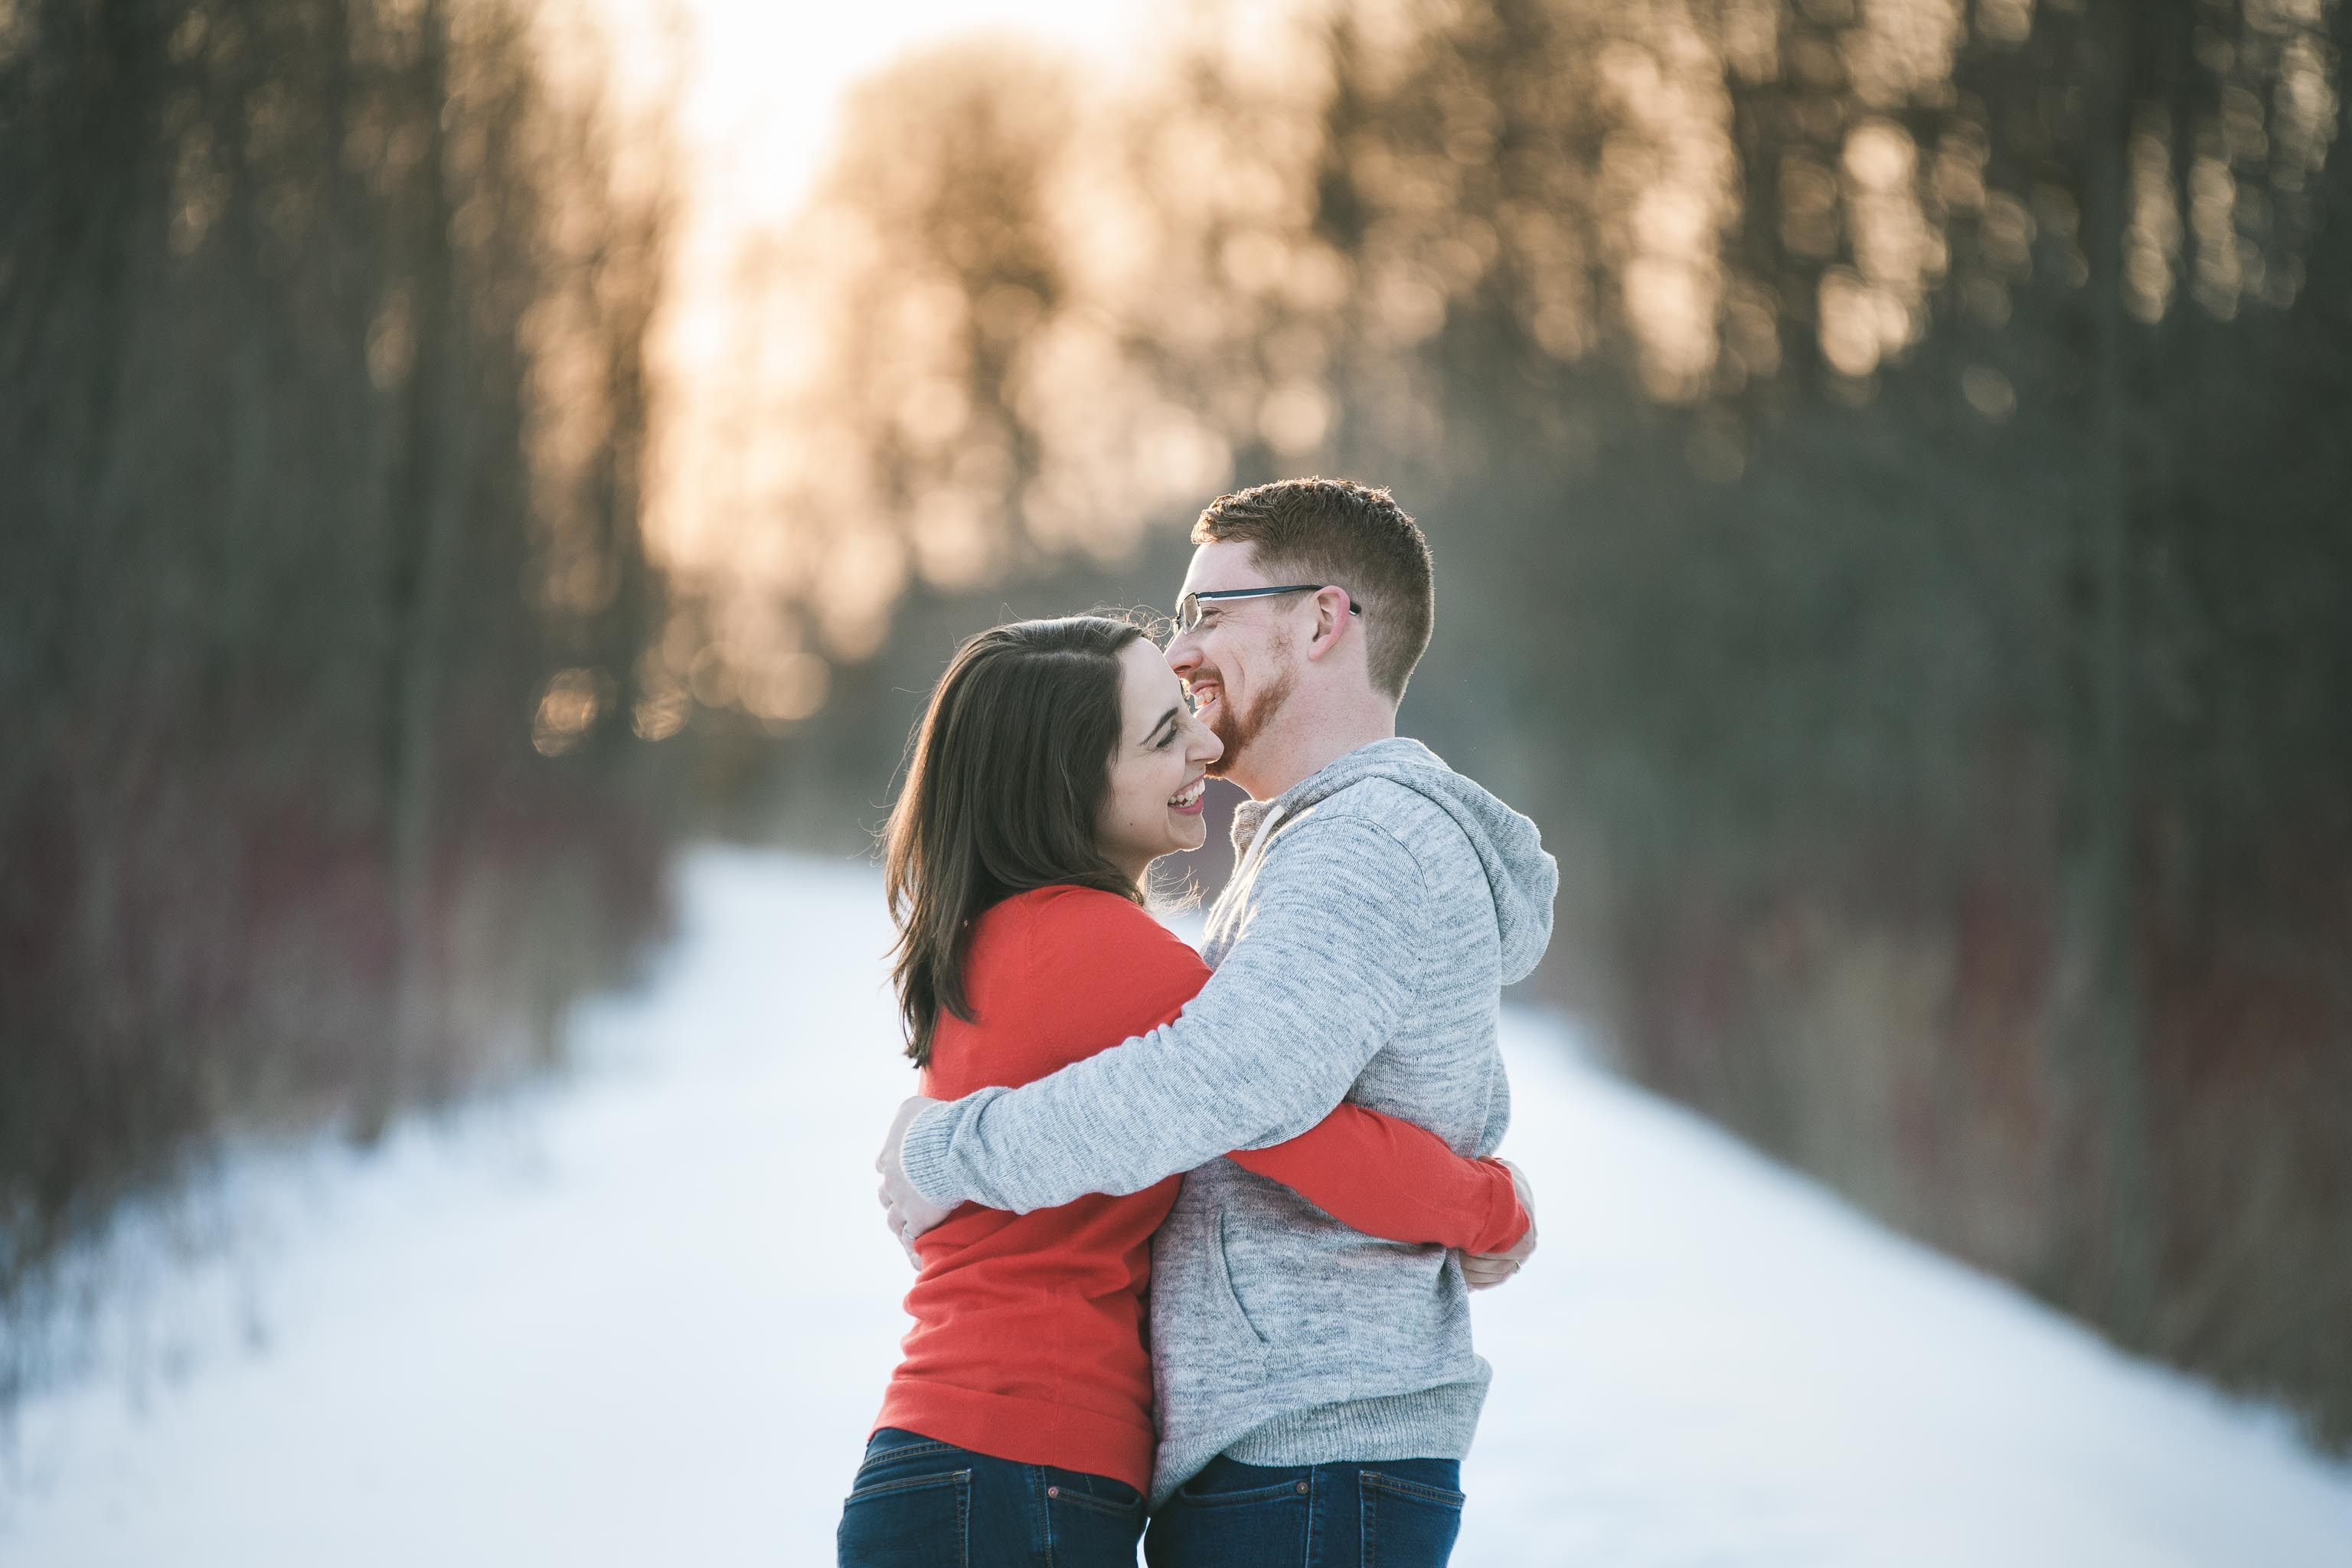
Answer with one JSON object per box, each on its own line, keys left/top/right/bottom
{"left": 1171, "top": 585, "right": 1361, "bottom": 638}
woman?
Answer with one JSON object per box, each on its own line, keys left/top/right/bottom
{"left": 838, "top": 616, "right": 1530, "bottom": 1568}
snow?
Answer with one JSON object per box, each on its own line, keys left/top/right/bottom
{"left": 4, "top": 847, "right": 2349, "bottom": 1566}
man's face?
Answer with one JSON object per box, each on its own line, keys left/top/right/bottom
{"left": 1163, "top": 541, "right": 1300, "bottom": 782}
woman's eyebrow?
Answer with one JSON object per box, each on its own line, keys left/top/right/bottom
{"left": 1142, "top": 706, "right": 1181, "bottom": 746}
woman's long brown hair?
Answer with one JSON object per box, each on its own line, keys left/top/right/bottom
{"left": 883, "top": 616, "right": 1147, "bottom": 1067}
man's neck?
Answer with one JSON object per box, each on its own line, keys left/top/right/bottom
{"left": 1233, "top": 701, "right": 1397, "bottom": 802}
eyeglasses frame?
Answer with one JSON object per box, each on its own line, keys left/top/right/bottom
{"left": 1171, "top": 584, "right": 1362, "bottom": 638}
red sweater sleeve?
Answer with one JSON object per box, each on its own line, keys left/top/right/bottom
{"left": 1228, "top": 1110, "right": 1528, "bottom": 1253}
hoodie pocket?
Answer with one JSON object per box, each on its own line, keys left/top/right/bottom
{"left": 1213, "top": 1208, "right": 1272, "bottom": 1347}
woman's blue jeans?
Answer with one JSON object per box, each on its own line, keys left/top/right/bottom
{"left": 835, "top": 1426, "right": 1147, "bottom": 1567}
{"left": 1142, "top": 1454, "right": 1465, "bottom": 1568}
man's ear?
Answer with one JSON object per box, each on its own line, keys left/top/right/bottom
{"left": 1302, "top": 586, "right": 1353, "bottom": 663}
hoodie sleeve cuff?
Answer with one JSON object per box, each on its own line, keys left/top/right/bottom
{"left": 899, "top": 1098, "right": 966, "bottom": 1207}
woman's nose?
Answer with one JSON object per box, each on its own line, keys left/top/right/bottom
{"left": 1194, "top": 724, "right": 1223, "bottom": 764}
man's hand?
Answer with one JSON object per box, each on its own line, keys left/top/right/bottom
{"left": 1462, "top": 1158, "right": 1537, "bottom": 1291}
{"left": 877, "top": 1094, "right": 955, "bottom": 1266}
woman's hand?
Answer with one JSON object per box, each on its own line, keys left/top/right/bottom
{"left": 1461, "top": 1158, "right": 1537, "bottom": 1290}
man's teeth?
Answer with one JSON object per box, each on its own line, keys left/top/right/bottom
{"left": 1168, "top": 779, "right": 1205, "bottom": 808}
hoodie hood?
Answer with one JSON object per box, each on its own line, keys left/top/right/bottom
{"left": 1232, "top": 737, "right": 1558, "bottom": 984}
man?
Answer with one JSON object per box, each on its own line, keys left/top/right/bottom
{"left": 877, "top": 477, "right": 1556, "bottom": 1566}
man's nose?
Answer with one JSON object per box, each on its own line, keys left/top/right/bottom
{"left": 1165, "top": 635, "right": 1200, "bottom": 677}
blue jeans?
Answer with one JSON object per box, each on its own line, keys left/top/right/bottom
{"left": 1143, "top": 1455, "right": 1465, "bottom": 1568}
{"left": 836, "top": 1426, "right": 1147, "bottom": 1567}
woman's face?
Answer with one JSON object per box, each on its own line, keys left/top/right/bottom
{"left": 1098, "top": 637, "right": 1224, "bottom": 884}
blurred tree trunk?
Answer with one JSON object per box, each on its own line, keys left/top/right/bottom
{"left": 376, "top": 0, "right": 475, "bottom": 1131}
{"left": 2069, "top": 0, "right": 2199, "bottom": 1339}
{"left": 62, "top": 0, "right": 177, "bottom": 1174}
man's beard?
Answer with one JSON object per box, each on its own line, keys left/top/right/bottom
{"left": 1203, "top": 656, "right": 1295, "bottom": 780}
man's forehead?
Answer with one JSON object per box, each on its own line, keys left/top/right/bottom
{"left": 1177, "top": 539, "right": 1266, "bottom": 597}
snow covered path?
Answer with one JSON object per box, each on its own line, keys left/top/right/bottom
{"left": 5, "top": 849, "right": 2350, "bottom": 1566}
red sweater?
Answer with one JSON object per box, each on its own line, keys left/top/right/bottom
{"left": 873, "top": 886, "right": 1528, "bottom": 1494}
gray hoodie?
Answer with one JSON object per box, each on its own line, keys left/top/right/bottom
{"left": 899, "top": 737, "right": 1557, "bottom": 1507}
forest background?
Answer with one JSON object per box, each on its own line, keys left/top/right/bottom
{"left": 5, "top": 0, "right": 2347, "bottom": 1457}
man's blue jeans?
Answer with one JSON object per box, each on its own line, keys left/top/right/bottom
{"left": 1143, "top": 1454, "right": 1465, "bottom": 1568}
{"left": 836, "top": 1426, "right": 1146, "bottom": 1567}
